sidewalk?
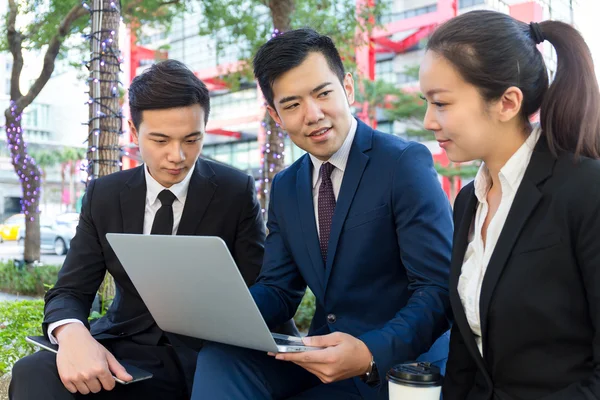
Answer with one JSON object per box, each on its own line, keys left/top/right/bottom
{"left": 0, "top": 292, "right": 40, "bottom": 301}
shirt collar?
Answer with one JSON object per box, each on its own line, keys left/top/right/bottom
{"left": 310, "top": 117, "right": 357, "bottom": 189}
{"left": 474, "top": 125, "right": 542, "bottom": 202}
{"left": 144, "top": 162, "right": 196, "bottom": 205}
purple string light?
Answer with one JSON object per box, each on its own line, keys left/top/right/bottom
{"left": 81, "top": 0, "right": 125, "bottom": 181}
{"left": 6, "top": 101, "right": 42, "bottom": 220}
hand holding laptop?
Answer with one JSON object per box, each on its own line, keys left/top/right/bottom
{"left": 269, "top": 331, "right": 373, "bottom": 384}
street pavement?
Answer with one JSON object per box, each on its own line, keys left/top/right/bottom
{"left": 0, "top": 241, "right": 66, "bottom": 267}
{"left": 0, "top": 292, "right": 39, "bottom": 301}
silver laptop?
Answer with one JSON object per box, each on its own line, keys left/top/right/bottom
{"left": 105, "top": 233, "right": 320, "bottom": 353}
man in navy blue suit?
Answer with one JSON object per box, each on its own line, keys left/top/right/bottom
{"left": 191, "top": 28, "right": 453, "bottom": 400}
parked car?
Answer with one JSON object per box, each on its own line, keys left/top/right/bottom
{"left": 0, "top": 213, "right": 25, "bottom": 241}
{"left": 10, "top": 212, "right": 79, "bottom": 255}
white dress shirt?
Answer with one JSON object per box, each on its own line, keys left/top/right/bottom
{"left": 47, "top": 164, "right": 195, "bottom": 344}
{"left": 142, "top": 163, "right": 194, "bottom": 235}
{"left": 310, "top": 117, "right": 357, "bottom": 236}
{"left": 458, "top": 126, "right": 541, "bottom": 355}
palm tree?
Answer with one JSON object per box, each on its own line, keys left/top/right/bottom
{"left": 59, "top": 147, "right": 85, "bottom": 212}
{"left": 29, "top": 150, "right": 59, "bottom": 212}
{"left": 354, "top": 78, "right": 402, "bottom": 128}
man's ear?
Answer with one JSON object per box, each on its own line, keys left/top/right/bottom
{"left": 129, "top": 120, "right": 139, "bottom": 145}
{"left": 267, "top": 106, "right": 283, "bottom": 127}
{"left": 343, "top": 72, "right": 355, "bottom": 105}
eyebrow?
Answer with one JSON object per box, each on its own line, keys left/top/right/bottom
{"left": 425, "top": 88, "right": 451, "bottom": 97}
{"left": 147, "top": 131, "right": 203, "bottom": 138}
{"left": 278, "top": 82, "right": 333, "bottom": 105}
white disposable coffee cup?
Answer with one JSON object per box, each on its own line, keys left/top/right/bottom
{"left": 387, "top": 362, "right": 442, "bottom": 400}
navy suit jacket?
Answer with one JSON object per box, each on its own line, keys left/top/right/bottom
{"left": 251, "top": 119, "right": 453, "bottom": 398}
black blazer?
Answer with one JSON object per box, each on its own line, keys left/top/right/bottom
{"left": 43, "top": 158, "right": 265, "bottom": 354}
{"left": 443, "top": 138, "right": 600, "bottom": 400}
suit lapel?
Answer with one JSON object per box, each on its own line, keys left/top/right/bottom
{"left": 296, "top": 155, "right": 325, "bottom": 293}
{"left": 323, "top": 121, "right": 371, "bottom": 290}
{"left": 120, "top": 166, "right": 146, "bottom": 234}
{"left": 177, "top": 158, "right": 217, "bottom": 235}
{"left": 479, "top": 138, "right": 555, "bottom": 354}
{"left": 448, "top": 184, "right": 492, "bottom": 381}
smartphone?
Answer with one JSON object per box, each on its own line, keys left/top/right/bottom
{"left": 25, "top": 335, "right": 153, "bottom": 385}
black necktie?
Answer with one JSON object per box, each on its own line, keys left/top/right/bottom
{"left": 318, "top": 162, "right": 336, "bottom": 263}
{"left": 151, "top": 190, "right": 177, "bottom": 235}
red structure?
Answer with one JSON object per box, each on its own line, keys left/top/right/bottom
{"left": 121, "top": 0, "right": 544, "bottom": 198}
{"left": 355, "top": 0, "right": 543, "bottom": 198}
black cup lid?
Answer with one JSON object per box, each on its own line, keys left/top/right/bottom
{"left": 387, "top": 362, "right": 442, "bottom": 387}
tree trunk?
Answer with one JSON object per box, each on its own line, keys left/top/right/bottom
{"left": 88, "top": 0, "right": 121, "bottom": 306}
{"left": 87, "top": 0, "right": 121, "bottom": 179}
{"left": 258, "top": 0, "right": 295, "bottom": 214}
{"left": 5, "top": 107, "right": 42, "bottom": 262}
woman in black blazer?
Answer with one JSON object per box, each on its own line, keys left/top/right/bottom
{"left": 418, "top": 10, "right": 600, "bottom": 400}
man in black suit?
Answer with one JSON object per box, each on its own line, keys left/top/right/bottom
{"left": 9, "top": 59, "right": 265, "bottom": 399}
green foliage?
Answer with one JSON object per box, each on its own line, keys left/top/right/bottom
{"left": 363, "top": 65, "right": 434, "bottom": 140}
{"left": 354, "top": 78, "right": 401, "bottom": 108}
{"left": 435, "top": 161, "right": 481, "bottom": 179}
{"left": 29, "top": 150, "right": 59, "bottom": 169}
{"left": 58, "top": 147, "right": 85, "bottom": 164}
{"left": 385, "top": 65, "right": 426, "bottom": 124}
{"left": 0, "top": 262, "right": 60, "bottom": 296}
{"left": 196, "top": 0, "right": 387, "bottom": 84}
{"left": 29, "top": 147, "right": 85, "bottom": 179}
{"left": 0, "top": 0, "right": 187, "bottom": 63}
{"left": 122, "top": 0, "right": 188, "bottom": 33}
{"left": 293, "top": 288, "right": 316, "bottom": 332}
{"left": 89, "top": 310, "right": 103, "bottom": 320}
{"left": 0, "top": 299, "right": 45, "bottom": 375}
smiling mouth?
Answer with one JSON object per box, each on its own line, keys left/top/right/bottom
{"left": 308, "top": 127, "right": 331, "bottom": 137}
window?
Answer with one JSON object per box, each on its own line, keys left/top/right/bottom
{"left": 210, "top": 88, "right": 258, "bottom": 120}
{"left": 376, "top": 121, "right": 394, "bottom": 135}
{"left": 376, "top": 59, "right": 396, "bottom": 84}
{"left": 379, "top": 4, "right": 437, "bottom": 24}
{"left": 22, "top": 104, "right": 50, "bottom": 129}
{"left": 459, "top": 0, "right": 486, "bottom": 8}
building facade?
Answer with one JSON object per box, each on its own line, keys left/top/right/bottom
{"left": 124, "top": 0, "right": 578, "bottom": 195}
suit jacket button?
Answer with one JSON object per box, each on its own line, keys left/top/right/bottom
{"left": 327, "top": 314, "right": 337, "bottom": 324}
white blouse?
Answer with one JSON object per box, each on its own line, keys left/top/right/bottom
{"left": 458, "top": 126, "right": 541, "bottom": 355}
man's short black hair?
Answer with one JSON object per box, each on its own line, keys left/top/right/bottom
{"left": 253, "top": 28, "right": 345, "bottom": 109}
{"left": 128, "top": 59, "right": 210, "bottom": 130}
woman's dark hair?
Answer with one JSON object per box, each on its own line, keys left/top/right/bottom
{"left": 427, "top": 10, "right": 600, "bottom": 159}
{"left": 253, "top": 28, "right": 346, "bottom": 109}
{"left": 128, "top": 59, "right": 210, "bottom": 130}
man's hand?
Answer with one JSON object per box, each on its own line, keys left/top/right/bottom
{"left": 54, "top": 323, "right": 132, "bottom": 394}
{"left": 271, "top": 332, "right": 372, "bottom": 384}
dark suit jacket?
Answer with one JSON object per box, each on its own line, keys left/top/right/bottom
{"left": 251, "top": 119, "right": 454, "bottom": 399}
{"left": 443, "top": 138, "right": 600, "bottom": 400}
{"left": 43, "top": 158, "right": 265, "bottom": 381}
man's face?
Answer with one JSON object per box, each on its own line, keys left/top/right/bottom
{"left": 130, "top": 105, "right": 205, "bottom": 187}
{"left": 267, "top": 52, "right": 355, "bottom": 161}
